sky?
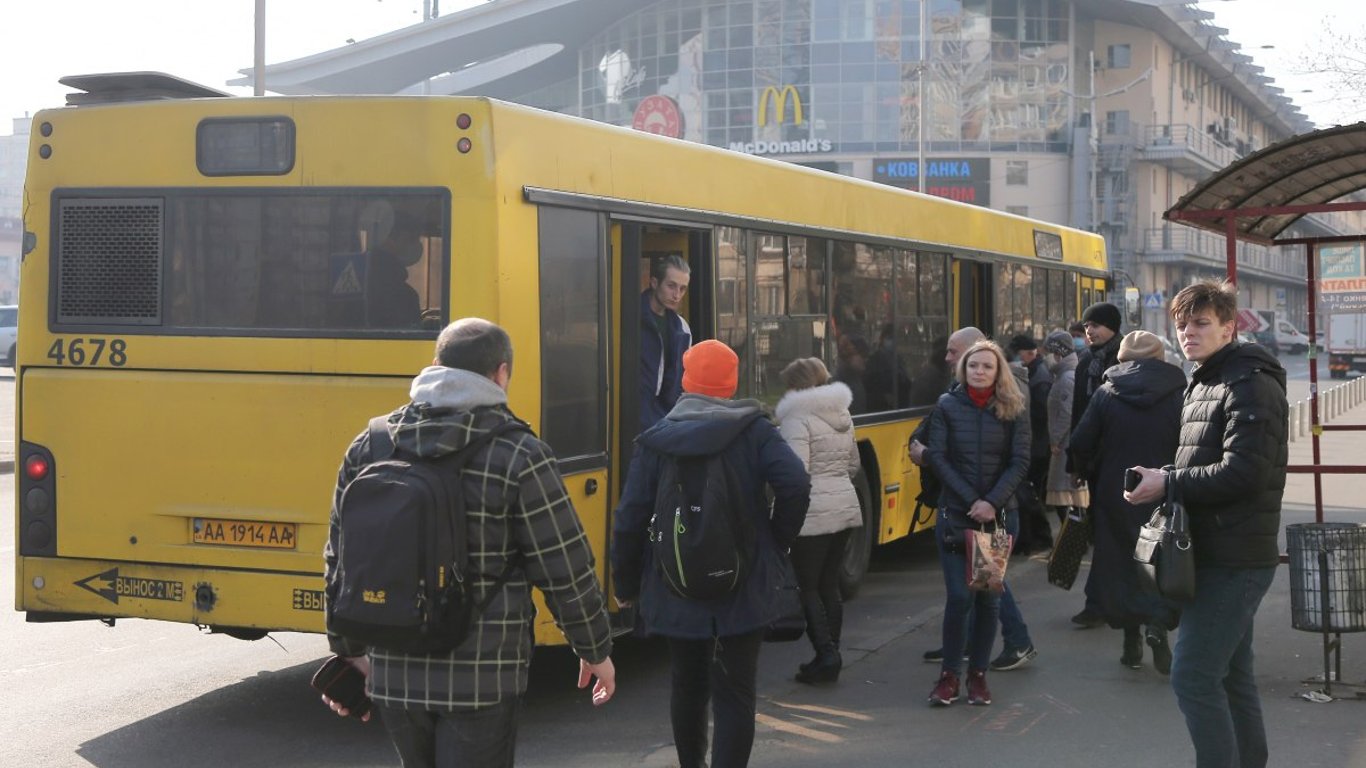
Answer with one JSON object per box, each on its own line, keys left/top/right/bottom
{"left": 0, "top": 0, "right": 1358, "bottom": 133}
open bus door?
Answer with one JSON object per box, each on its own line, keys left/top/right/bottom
{"left": 613, "top": 220, "right": 713, "bottom": 487}
{"left": 955, "top": 259, "right": 995, "bottom": 334}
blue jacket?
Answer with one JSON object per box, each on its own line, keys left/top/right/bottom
{"left": 612, "top": 395, "right": 811, "bottom": 639}
{"left": 639, "top": 289, "right": 691, "bottom": 429}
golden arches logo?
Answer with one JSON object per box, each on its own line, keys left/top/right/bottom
{"left": 757, "top": 85, "right": 805, "bottom": 127}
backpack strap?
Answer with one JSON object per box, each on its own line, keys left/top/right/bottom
{"left": 368, "top": 415, "right": 395, "bottom": 462}
{"left": 434, "top": 418, "right": 531, "bottom": 610}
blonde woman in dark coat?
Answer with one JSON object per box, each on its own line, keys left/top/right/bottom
{"left": 924, "top": 340, "right": 1029, "bottom": 708}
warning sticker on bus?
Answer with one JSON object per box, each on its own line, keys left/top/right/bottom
{"left": 192, "top": 518, "right": 298, "bottom": 549}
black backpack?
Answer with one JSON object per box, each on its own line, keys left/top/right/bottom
{"left": 649, "top": 448, "right": 756, "bottom": 601}
{"left": 326, "top": 415, "right": 526, "bottom": 653}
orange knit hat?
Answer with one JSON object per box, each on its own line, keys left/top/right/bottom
{"left": 681, "top": 340, "right": 739, "bottom": 399}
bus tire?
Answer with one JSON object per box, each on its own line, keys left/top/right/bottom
{"left": 839, "top": 470, "right": 877, "bottom": 600}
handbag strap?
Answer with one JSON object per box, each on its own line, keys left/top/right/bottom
{"left": 1159, "top": 466, "right": 1191, "bottom": 544}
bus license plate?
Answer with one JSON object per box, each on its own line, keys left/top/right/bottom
{"left": 192, "top": 518, "right": 298, "bottom": 549}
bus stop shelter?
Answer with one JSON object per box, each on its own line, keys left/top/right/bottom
{"left": 1165, "top": 121, "right": 1366, "bottom": 522}
{"left": 1165, "top": 122, "right": 1366, "bottom": 696}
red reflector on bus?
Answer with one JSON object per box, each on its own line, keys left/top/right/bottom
{"left": 25, "top": 455, "right": 50, "bottom": 481}
{"left": 457, "top": 138, "right": 473, "bottom": 154}
{"left": 456, "top": 113, "right": 472, "bottom": 130}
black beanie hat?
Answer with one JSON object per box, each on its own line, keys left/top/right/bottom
{"left": 1081, "top": 302, "right": 1122, "bottom": 334}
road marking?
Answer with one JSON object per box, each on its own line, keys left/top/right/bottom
{"left": 755, "top": 712, "right": 844, "bottom": 743}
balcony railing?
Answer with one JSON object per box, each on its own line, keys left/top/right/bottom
{"left": 1142, "top": 226, "right": 1308, "bottom": 282}
{"left": 1139, "top": 124, "right": 1239, "bottom": 177}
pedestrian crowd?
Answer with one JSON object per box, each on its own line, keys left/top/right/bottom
{"left": 317, "top": 276, "right": 1286, "bottom": 768}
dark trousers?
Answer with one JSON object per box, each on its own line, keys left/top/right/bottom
{"left": 668, "top": 630, "right": 765, "bottom": 768}
{"left": 1017, "top": 461, "right": 1053, "bottom": 551}
{"left": 791, "top": 529, "right": 853, "bottom": 652}
{"left": 377, "top": 699, "right": 520, "bottom": 768}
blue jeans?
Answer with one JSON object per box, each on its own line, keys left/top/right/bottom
{"left": 378, "top": 698, "right": 520, "bottom": 768}
{"left": 937, "top": 520, "right": 1001, "bottom": 675}
{"left": 1170, "top": 566, "right": 1276, "bottom": 768}
{"left": 999, "top": 510, "right": 1032, "bottom": 650}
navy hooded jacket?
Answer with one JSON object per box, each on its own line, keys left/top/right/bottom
{"left": 639, "top": 289, "right": 692, "bottom": 429}
{"left": 612, "top": 394, "right": 811, "bottom": 639}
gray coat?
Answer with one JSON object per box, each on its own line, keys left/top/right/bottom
{"left": 1046, "top": 353, "right": 1079, "bottom": 495}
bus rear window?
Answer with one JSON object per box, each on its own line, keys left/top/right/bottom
{"left": 196, "top": 118, "right": 295, "bottom": 176}
{"left": 56, "top": 191, "right": 447, "bottom": 335}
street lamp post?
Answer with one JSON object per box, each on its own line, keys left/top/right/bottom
{"left": 254, "top": 0, "right": 266, "bottom": 96}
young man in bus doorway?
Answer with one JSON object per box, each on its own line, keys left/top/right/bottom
{"left": 1068, "top": 301, "right": 1123, "bottom": 629}
{"left": 613, "top": 339, "right": 810, "bottom": 768}
{"left": 640, "top": 254, "right": 693, "bottom": 429}
{"left": 1126, "top": 279, "right": 1287, "bottom": 768}
{"left": 910, "top": 326, "right": 1038, "bottom": 672}
{"left": 322, "top": 318, "right": 617, "bottom": 768}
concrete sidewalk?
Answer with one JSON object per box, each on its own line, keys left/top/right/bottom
{"left": 519, "top": 403, "right": 1366, "bottom": 768}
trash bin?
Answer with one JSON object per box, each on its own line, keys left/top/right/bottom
{"left": 1286, "top": 522, "right": 1366, "bottom": 633}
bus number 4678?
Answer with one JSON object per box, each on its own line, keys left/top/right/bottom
{"left": 46, "top": 338, "right": 127, "bottom": 367}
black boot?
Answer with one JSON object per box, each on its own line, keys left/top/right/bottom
{"left": 796, "top": 644, "right": 842, "bottom": 684}
{"left": 1121, "top": 627, "right": 1143, "bottom": 669}
{"left": 1146, "top": 625, "right": 1172, "bottom": 675}
{"left": 796, "top": 592, "right": 840, "bottom": 683}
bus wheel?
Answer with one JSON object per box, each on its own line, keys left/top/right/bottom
{"left": 839, "top": 470, "right": 876, "bottom": 600}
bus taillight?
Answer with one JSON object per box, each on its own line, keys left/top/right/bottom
{"left": 19, "top": 442, "right": 57, "bottom": 557}
{"left": 24, "top": 455, "right": 49, "bottom": 481}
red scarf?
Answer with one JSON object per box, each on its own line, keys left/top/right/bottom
{"left": 968, "top": 385, "right": 995, "bottom": 409}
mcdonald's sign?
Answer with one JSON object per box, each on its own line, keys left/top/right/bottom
{"left": 757, "top": 85, "right": 804, "bottom": 127}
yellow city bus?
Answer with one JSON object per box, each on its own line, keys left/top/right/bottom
{"left": 15, "top": 78, "right": 1107, "bottom": 643}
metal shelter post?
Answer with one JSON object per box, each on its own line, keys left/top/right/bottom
{"left": 1305, "top": 242, "right": 1324, "bottom": 523}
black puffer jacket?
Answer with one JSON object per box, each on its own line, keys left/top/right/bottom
{"left": 925, "top": 386, "right": 1031, "bottom": 516}
{"left": 1170, "top": 342, "right": 1287, "bottom": 569}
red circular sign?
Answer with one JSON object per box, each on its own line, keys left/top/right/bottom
{"left": 632, "top": 95, "right": 683, "bottom": 138}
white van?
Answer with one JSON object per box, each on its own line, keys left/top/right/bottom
{"left": 1274, "top": 319, "right": 1307, "bottom": 355}
{"left": 0, "top": 305, "right": 14, "bottom": 367}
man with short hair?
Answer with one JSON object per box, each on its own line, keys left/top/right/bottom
{"left": 1069, "top": 301, "right": 1124, "bottom": 629}
{"left": 323, "top": 318, "right": 616, "bottom": 768}
{"left": 1127, "top": 279, "right": 1287, "bottom": 768}
{"left": 641, "top": 254, "right": 693, "bottom": 429}
{"left": 1008, "top": 334, "right": 1055, "bottom": 554}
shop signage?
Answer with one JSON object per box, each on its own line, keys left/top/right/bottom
{"left": 873, "top": 157, "right": 991, "bottom": 206}
{"left": 632, "top": 95, "right": 683, "bottom": 139}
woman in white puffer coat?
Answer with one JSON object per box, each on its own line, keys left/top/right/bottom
{"left": 775, "top": 357, "right": 862, "bottom": 685}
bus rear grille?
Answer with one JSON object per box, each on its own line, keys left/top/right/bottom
{"left": 57, "top": 199, "right": 162, "bottom": 325}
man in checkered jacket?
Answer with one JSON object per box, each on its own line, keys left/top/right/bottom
{"left": 323, "top": 318, "right": 616, "bottom": 767}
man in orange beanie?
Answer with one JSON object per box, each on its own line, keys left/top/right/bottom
{"left": 613, "top": 338, "right": 810, "bottom": 768}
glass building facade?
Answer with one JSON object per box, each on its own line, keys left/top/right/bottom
{"left": 580, "top": 0, "right": 1074, "bottom": 156}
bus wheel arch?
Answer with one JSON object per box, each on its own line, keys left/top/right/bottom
{"left": 839, "top": 443, "right": 881, "bottom": 600}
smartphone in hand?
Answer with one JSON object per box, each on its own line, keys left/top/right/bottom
{"left": 1124, "top": 468, "right": 1142, "bottom": 493}
{"left": 310, "top": 655, "right": 372, "bottom": 719}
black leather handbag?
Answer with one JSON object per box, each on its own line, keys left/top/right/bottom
{"left": 1134, "top": 477, "right": 1196, "bottom": 602}
{"left": 764, "top": 551, "right": 807, "bottom": 642}
{"left": 1047, "top": 506, "right": 1090, "bottom": 590}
